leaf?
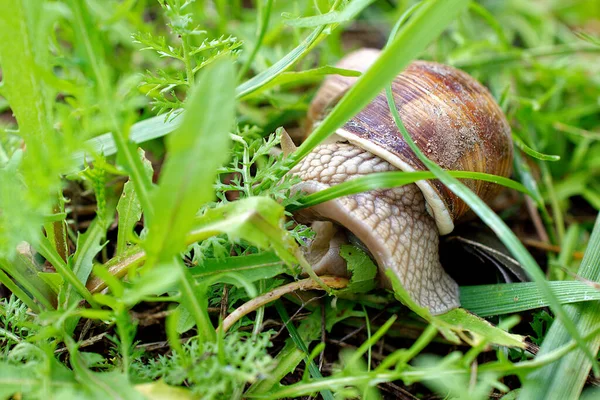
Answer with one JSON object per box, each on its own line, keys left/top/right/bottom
{"left": 520, "top": 215, "right": 600, "bottom": 399}
{"left": 0, "top": 363, "right": 34, "bottom": 399}
{"left": 513, "top": 133, "right": 560, "bottom": 161}
{"left": 188, "top": 197, "right": 301, "bottom": 268}
{"left": 386, "top": 270, "right": 525, "bottom": 348}
{"left": 247, "top": 66, "right": 362, "bottom": 96}
{"left": 116, "top": 148, "right": 153, "bottom": 256}
{"left": 143, "top": 58, "right": 236, "bottom": 267}
{"left": 57, "top": 217, "right": 108, "bottom": 334}
{"left": 135, "top": 381, "right": 196, "bottom": 400}
{"left": 282, "top": 0, "right": 376, "bottom": 27}
{"left": 188, "top": 252, "right": 287, "bottom": 284}
{"left": 61, "top": 218, "right": 107, "bottom": 309}
{"left": 338, "top": 244, "right": 376, "bottom": 293}
{"left": 460, "top": 281, "right": 600, "bottom": 317}
{"left": 287, "top": 170, "right": 532, "bottom": 212}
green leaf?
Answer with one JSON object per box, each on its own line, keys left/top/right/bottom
{"left": 460, "top": 281, "right": 600, "bottom": 317}
{"left": 386, "top": 270, "right": 525, "bottom": 348}
{"left": 0, "top": 363, "right": 34, "bottom": 398}
{"left": 247, "top": 66, "right": 361, "bottom": 97}
{"left": 189, "top": 253, "right": 287, "bottom": 285}
{"left": 188, "top": 197, "right": 301, "bottom": 268}
{"left": 287, "top": 170, "right": 532, "bottom": 212}
{"left": 513, "top": 133, "right": 560, "bottom": 161}
{"left": 116, "top": 148, "right": 153, "bottom": 256}
{"left": 143, "top": 58, "right": 235, "bottom": 267}
{"left": 520, "top": 214, "right": 600, "bottom": 399}
{"left": 338, "top": 244, "right": 376, "bottom": 293}
{"left": 282, "top": 0, "right": 376, "bottom": 27}
{"left": 135, "top": 381, "right": 196, "bottom": 400}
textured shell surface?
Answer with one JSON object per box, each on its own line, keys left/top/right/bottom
{"left": 309, "top": 49, "right": 513, "bottom": 233}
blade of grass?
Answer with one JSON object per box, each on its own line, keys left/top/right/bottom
{"left": 384, "top": 85, "right": 598, "bottom": 373}
{"left": 513, "top": 133, "right": 560, "bottom": 161}
{"left": 35, "top": 236, "right": 98, "bottom": 308}
{"left": 237, "top": 0, "right": 273, "bottom": 78}
{"left": 274, "top": 301, "right": 334, "bottom": 400}
{"left": 282, "top": 0, "right": 375, "bottom": 27}
{"left": 460, "top": 281, "right": 600, "bottom": 317}
{"left": 0, "top": 267, "right": 40, "bottom": 313}
{"left": 287, "top": 170, "right": 532, "bottom": 212}
{"left": 520, "top": 214, "right": 600, "bottom": 399}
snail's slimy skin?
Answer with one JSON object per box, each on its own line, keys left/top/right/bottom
{"left": 292, "top": 143, "right": 460, "bottom": 315}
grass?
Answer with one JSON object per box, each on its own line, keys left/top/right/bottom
{"left": 0, "top": 0, "right": 599, "bottom": 399}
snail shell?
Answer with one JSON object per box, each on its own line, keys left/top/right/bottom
{"left": 307, "top": 48, "right": 513, "bottom": 234}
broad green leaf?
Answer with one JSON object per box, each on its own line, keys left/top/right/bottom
{"left": 188, "top": 197, "right": 301, "bottom": 268}
{"left": 189, "top": 253, "right": 287, "bottom": 284}
{"left": 87, "top": 197, "right": 299, "bottom": 294}
{"left": 0, "top": 0, "right": 63, "bottom": 258}
{"left": 338, "top": 244, "right": 377, "bottom": 294}
{"left": 143, "top": 58, "right": 235, "bottom": 267}
{"left": 0, "top": 363, "right": 35, "bottom": 398}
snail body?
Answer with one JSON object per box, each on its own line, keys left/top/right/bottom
{"left": 290, "top": 49, "right": 513, "bottom": 315}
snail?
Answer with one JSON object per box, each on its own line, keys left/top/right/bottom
{"left": 285, "top": 48, "right": 513, "bottom": 315}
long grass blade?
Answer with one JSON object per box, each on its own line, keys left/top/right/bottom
{"left": 520, "top": 214, "right": 600, "bottom": 399}
{"left": 287, "top": 170, "right": 531, "bottom": 211}
{"left": 460, "top": 281, "right": 600, "bottom": 317}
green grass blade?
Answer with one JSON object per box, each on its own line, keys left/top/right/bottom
{"left": 282, "top": 0, "right": 375, "bottom": 27}
{"left": 235, "top": 26, "right": 325, "bottom": 99}
{"left": 237, "top": 0, "right": 273, "bottom": 78}
{"left": 287, "top": 0, "right": 471, "bottom": 167}
{"left": 513, "top": 134, "right": 560, "bottom": 161}
{"left": 61, "top": 219, "right": 107, "bottom": 310}
{"left": 0, "top": 267, "right": 40, "bottom": 313}
{"left": 384, "top": 86, "right": 599, "bottom": 373}
{"left": 274, "top": 301, "right": 334, "bottom": 400}
{"left": 143, "top": 58, "right": 235, "bottom": 267}
{"left": 520, "top": 214, "right": 600, "bottom": 399}
{"left": 36, "top": 236, "right": 98, "bottom": 308}
{"left": 460, "top": 281, "right": 600, "bottom": 317}
{"left": 287, "top": 171, "right": 532, "bottom": 212}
